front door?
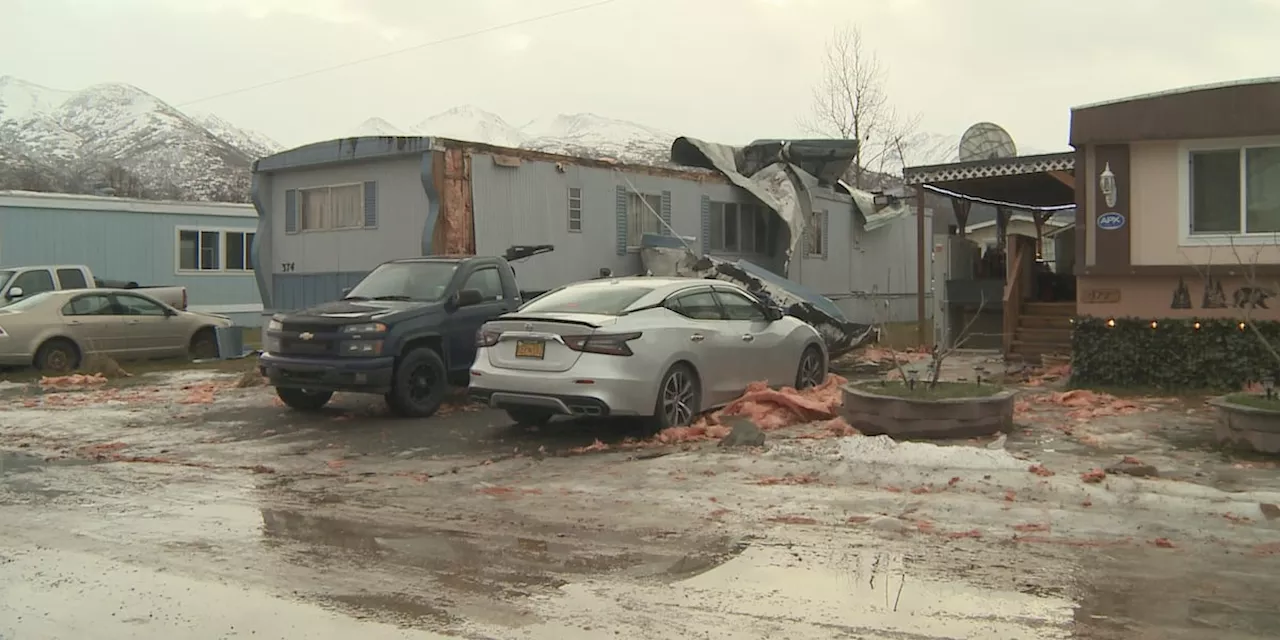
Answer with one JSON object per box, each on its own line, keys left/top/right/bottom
{"left": 666, "top": 288, "right": 742, "bottom": 406}
{"left": 444, "top": 266, "right": 513, "bottom": 371}
{"left": 60, "top": 293, "right": 128, "bottom": 355}
{"left": 110, "top": 293, "right": 187, "bottom": 358}
{"left": 712, "top": 288, "right": 791, "bottom": 387}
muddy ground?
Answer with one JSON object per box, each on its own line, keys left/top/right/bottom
{"left": 1, "top": 358, "right": 1279, "bottom": 639}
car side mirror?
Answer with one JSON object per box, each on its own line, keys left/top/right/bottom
{"left": 5, "top": 286, "right": 23, "bottom": 300}
{"left": 341, "top": 287, "right": 353, "bottom": 297}
{"left": 764, "top": 305, "right": 784, "bottom": 322}
{"left": 164, "top": 307, "right": 178, "bottom": 317}
{"left": 454, "top": 288, "right": 484, "bottom": 308}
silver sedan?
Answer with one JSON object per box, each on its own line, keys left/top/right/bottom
{"left": 468, "top": 277, "right": 828, "bottom": 428}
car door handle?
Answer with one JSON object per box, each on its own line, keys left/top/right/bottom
{"left": 67, "top": 320, "right": 82, "bottom": 326}
{"left": 126, "top": 319, "right": 140, "bottom": 325}
{"left": 741, "top": 334, "right": 755, "bottom": 342}
{"left": 690, "top": 333, "right": 705, "bottom": 342}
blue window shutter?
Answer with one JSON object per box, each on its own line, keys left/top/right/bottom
{"left": 363, "top": 181, "right": 378, "bottom": 228}
{"left": 821, "top": 210, "right": 830, "bottom": 260}
{"left": 700, "top": 196, "right": 711, "bottom": 255}
{"left": 660, "top": 190, "right": 672, "bottom": 235}
{"left": 284, "top": 189, "right": 298, "bottom": 234}
{"left": 615, "top": 185, "right": 628, "bottom": 256}
{"left": 802, "top": 216, "right": 812, "bottom": 259}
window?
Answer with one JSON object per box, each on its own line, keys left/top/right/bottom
{"left": 178, "top": 229, "right": 256, "bottom": 273}
{"left": 1188, "top": 143, "right": 1280, "bottom": 236}
{"left": 224, "top": 231, "right": 255, "bottom": 271}
{"left": 300, "top": 184, "right": 364, "bottom": 231}
{"left": 670, "top": 290, "right": 722, "bottom": 320}
{"left": 346, "top": 261, "right": 457, "bottom": 302}
{"left": 113, "top": 293, "right": 168, "bottom": 316}
{"left": 709, "top": 202, "right": 774, "bottom": 254}
{"left": 568, "top": 187, "right": 583, "bottom": 233}
{"left": 11, "top": 269, "right": 55, "bottom": 296}
{"left": 627, "top": 193, "right": 663, "bottom": 247}
{"left": 714, "top": 289, "right": 766, "bottom": 322}
{"left": 520, "top": 283, "right": 657, "bottom": 315}
{"left": 56, "top": 268, "right": 88, "bottom": 289}
{"left": 462, "top": 268, "right": 504, "bottom": 301}
{"left": 62, "top": 294, "right": 112, "bottom": 316}
{"left": 806, "top": 211, "right": 827, "bottom": 257}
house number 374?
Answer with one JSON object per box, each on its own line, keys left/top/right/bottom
{"left": 281, "top": 262, "right": 296, "bottom": 272}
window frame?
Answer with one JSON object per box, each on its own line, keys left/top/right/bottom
{"left": 297, "top": 182, "right": 367, "bottom": 232}
{"left": 111, "top": 292, "right": 170, "bottom": 317}
{"left": 626, "top": 192, "right": 664, "bottom": 250}
{"left": 709, "top": 201, "right": 773, "bottom": 255}
{"left": 10, "top": 268, "right": 56, "bottom": 296}
{"left": 1179, "top": 136, "right": 1280, "bottom": 246}
{"left": 568, "top": 187, "right": 583, "bottom": 233}
{"left": 61, "top": 293, "right": 115, "bottom": 317}
{"left": 712, "top": 288, "right": 767, "bottom": 322}
{"left": 664, "top": 286, "right": 725, "bottom": 321}
{"left": 806, "top": 210, "right": 827, "bottom": 258}
{"left": 174, "top": 226, "right": 257, "bottom": 275}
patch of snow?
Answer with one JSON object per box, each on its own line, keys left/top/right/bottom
{"left": 411, "top": 105, "right": 525, "bottom": 148}
{"left": 837, "top": 435, "right": 1030, "bottom": 471}
{"left": 0, "top": 76, "right": 73, "bottom": 122}
{"left": 353, "top": 117, "right": 410, "bottom": 137}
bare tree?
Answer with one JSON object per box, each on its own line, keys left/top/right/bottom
{"left": 801, "top": 25, "right": 922, "bottom": 189}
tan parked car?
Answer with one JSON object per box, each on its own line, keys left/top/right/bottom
{"left": 0, "top": 289, "right": 233, "bottom": 373}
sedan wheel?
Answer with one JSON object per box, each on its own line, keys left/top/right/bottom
{"left": 795, "top": 346, "right": 826, "bottom": 390}
{"left": 652, "top": 364, "right": 700, "bottom": 429}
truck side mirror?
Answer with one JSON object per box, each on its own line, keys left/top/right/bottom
{"left": 454, "top": 289, "right": 484, "bottom": 308}
{"left": 5, "top": 286, "right": 24, "bottom": 300}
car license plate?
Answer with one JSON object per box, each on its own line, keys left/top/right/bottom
{"left": 514, "top": 340, "right": 545, "bottom": 359}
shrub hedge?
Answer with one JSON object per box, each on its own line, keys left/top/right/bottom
{"left": 1070, "top": 316, "right": 1280, "bottom": 390}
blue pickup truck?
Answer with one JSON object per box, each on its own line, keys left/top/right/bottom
{"left": 260, "top": 246, "right": 552, "bottom": 418}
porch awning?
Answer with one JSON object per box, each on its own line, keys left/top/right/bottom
{"left": 903, "top": 152, "right": 1076, "bottom": 210}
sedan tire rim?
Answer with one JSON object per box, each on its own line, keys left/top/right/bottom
{"left": 662, "top": 370, "right": 695, "bottom": 425}
{"left": 799, "top": 351, "right": 822, "bottom": 388}
{"left": 48, "top": 350, "right": 69, "bottom": 372}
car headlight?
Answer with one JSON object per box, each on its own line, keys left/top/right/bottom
{"left": 341, "top": 340, "right": 383, "bottom": 356}
{"left": 267, "top": 319, "right": 283, "bottom": 332}
{"left": 342, "top": 322, "right": 386, "bottom": 335}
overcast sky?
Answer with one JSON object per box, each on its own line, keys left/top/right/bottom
{"left": 5, "top": 0, "right": 1279, "bottom": 154}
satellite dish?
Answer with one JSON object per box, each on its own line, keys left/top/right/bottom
{"left": 958, "top": 122, "right": 1018, "bottom": 162}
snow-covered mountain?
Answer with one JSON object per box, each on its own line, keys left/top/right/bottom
{"left": 354, "top": 106, "right": 679, "bottom": 165}
{"left": 0, "top": 76, "right": 281, "bottom": 202}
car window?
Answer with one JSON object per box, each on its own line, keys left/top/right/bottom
{"left": 462, "top": 268, "right": 503, "bottom": 301}
{"left": 714, "top": 289, "right": 767, "bottom": 321}
{"left": 670, "top": 290, "right": 723, "bottom": 320}
{"left": 56, "top": 268, "right": 89, "bottom": 289}
{"left": 112, "top": 294, "right": 168, "bottom": 316}
{"left": 11, "top": 269, "right": 55, "bottom": 296}
{"left": 520, "top": 284, "right": 655, "bottom": 315}
{"left": 62, "top": 294, "right": 114, "bottom": 316}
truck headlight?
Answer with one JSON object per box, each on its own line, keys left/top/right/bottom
{"left": 264, "top": 337, "right": 281, "bottom": 353}
{"left": 342, "top": 322, "right": 386, "bottom": 335}
{"left": 267, "top": 319, "right": 283, "bottom": 332}
{"left": 341, "top": 340, "right": 383, "bottom": 356}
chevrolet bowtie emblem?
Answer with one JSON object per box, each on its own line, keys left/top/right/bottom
{"left": 299, "top": 332, "right": 314, "bottom": 340}
{"left": 523, "top": 323, "right": 533, "bottom": 331}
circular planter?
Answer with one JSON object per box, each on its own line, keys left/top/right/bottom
{"left": 1207, "top": 395, "right": 1280, "bottom": 455}
{"left": 841, "top": 382, "right": 1019, "bottom": 439}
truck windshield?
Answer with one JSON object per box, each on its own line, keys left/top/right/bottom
{"left": 519, "top": 283, "right": 655, "bottom": 315}
{"left": 345, "top": 262, "right": 457, "bottom": 302}
{"left": 0, "top": 270, "right": 11, "bottom": 290}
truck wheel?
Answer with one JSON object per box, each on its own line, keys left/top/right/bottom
{"left": 276, "top": 387, "right": 333, "bottom": 412}
{"left": 35, "top": 339, "right": 80, "bottom": 374}
{"left": 505, "top": 408, "right": 554, "bottom": 427}
{"left": 386, "top": 347, "right": 448, "bottom": 418}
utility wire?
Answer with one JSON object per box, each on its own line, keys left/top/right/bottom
{"left": 175, "top": 0, "right": 625, "bottom": 107}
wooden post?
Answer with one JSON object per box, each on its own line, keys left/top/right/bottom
{"left": 916, "top": 186, "right": 927, "bottom": 347}
{"left": 1032, "top": 210, "right": 1046, "bottom": 260}
{"left": 951, "top": 197, "right": 971, "bottom": 237}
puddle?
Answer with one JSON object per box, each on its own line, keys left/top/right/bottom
{"left": 0, "top": 451, "right": 93, "bottom": 476}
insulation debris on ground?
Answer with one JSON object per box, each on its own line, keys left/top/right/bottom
{"left": 660, "top": 374, "right": 853, "bottom": 444}
{"left": 38, "top": 373, "right": 109, "bottom": 389}
{"left": 1034, "top": 389, "right": 1155, "bottom": 421}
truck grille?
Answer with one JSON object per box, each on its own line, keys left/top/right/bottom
{"left": 278, "top": 339, "right": 336, "bottom": 356}
{"left": 282, "top": 322, "right": 337, "bottom": 335}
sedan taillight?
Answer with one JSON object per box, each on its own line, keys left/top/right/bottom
{"left": 475, "top": 328, "right": 500, "bottom": 348}
{"left": 563, "top": 332, "right": 642, "bottom": 356}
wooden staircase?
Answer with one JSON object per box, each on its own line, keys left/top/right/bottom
{"left": 1010, "top": 302, "right": 1075, "bottom": 360}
